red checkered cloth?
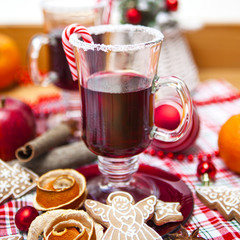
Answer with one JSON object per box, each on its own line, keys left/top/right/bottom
{"left": 1, "top": 79, "right": 240, "bottom": 239}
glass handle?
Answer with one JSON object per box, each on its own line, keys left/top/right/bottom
{"left": 27, "top": 34, "right": 58, "bottom": 86}
{"left": 151, "top": 76, "right": 193, "bottom": 142}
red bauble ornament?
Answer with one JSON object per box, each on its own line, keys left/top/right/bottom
{"left": 126, "top": 8, "right": 142, "bottom": 24}
{"left": 197, "top": 161, "right": 217, "bottom": 180}
{"left": 154, "top": 103, "right": 181, "bottom": 130}
{"left": 151, "top": 98, "right": 200, "bottom": 152}
{"left": 166, "top": 0, "right": 178, "bottom": 11}
{"left": 15, "top": 206, "right": 39, "bottom": 231}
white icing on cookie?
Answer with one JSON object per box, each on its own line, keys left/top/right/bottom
{"left": 196, "top": 186, "right": 240, "bottom": 222}
{"left": 85, "top": 191, "right": 162, "bottom": 240}
{"left": 153, "top": 200, "right": 183, "bottom": 226}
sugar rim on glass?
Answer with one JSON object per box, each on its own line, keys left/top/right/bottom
{"left": 41, "top": 0, "right": 108, "bottom": 12}
{"left": 69, "top": 24, "right": 164, "bottom": 52}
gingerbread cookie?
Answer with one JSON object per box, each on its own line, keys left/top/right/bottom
{"left": 153, "top": 200, "right": 183, "bottom": 226}
{"left": 196, "top": 186, "right": 240, "bottom": 222}
{"left": 0, "top": 159, "right": 38, "bottom": 204}
{"left": 85, "top": 191, "right": 163, "bottom": 240}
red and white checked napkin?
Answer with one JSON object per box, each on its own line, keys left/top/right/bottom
{"left": 1, "top": 79, "right": 240, "bottom": 239}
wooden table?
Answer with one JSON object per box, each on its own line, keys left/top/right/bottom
{"left": 184, "top": 24, "right": 240, "bottom": 89}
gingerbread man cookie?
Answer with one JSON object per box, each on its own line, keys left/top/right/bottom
{"left": 85, "top": 191, "right": 163, "bottom": 240}
{"left": 153, "top": 200, "right": 183, "bottom": 226}
{"left": 196, "top": 186, "right": 240, "bottom": 222}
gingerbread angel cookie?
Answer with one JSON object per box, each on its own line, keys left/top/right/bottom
{"left": 85, "top": 191, "right": 163, "bottom": 240}
{"left": 196, "top": 186, "right": 240, "bottom": 222}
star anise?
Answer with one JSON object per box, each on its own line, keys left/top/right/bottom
{"left": 168, "top": 225, "right": 206, "bottom": 240}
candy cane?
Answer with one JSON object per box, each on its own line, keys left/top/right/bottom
{"left": 62, "top": 24, "right": 93, "bottom": 81}
{"left": 96, "top": 0, "right": 113, "bottom": 24}
{"left": 104, "top": 0, "right": 113, "bottom": 24}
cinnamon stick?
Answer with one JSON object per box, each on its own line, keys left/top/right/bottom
{"left": 15, "top": 121, "right": 77, "bottom": 162}
{"left": 19, "top": 141, "right": 96, "bottom": 175}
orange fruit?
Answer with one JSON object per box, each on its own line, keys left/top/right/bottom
{"left": 0, "top": 33, "right": 21, "bottom": 90}
{"left": 218, "top": 114, "right": 240, "bottom": 173}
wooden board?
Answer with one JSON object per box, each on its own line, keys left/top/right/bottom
{"left": 183, "top": 24, "right": 240, "bottom": 69}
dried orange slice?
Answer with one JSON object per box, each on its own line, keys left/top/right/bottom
{"left": 27, "top": 209, "right": 103, "bottom": 240}
{"left": 33, "top": 169, "right": 87, "bottom": 211}
{"left": 48, "top": 227, "right": 84, "bottom": 240}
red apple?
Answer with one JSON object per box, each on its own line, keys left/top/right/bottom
{"left": 0, "top": 97, "right": 36, "bottom": 161}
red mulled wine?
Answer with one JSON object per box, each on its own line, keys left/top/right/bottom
{"left": 81, "top": 72, "right": 154, "bottom": 158}
{"left": 49, "top": 30, "right": 79, "bottom": 91}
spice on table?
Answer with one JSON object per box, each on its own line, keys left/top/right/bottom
{"left": 18, "top": 141, "right": 96, "bottom": 175}
{"left": 168, "top": 225, "right": 206, "bottom": 240}
{"left": 15, "top": 120, "right": 96, "bottom": 175}
{"left": 15, "top": 120, "right": 77, "bottom": 162}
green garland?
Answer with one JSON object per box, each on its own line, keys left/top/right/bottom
{"left": 119, "top": 0, "right": 171, "bottom": 26}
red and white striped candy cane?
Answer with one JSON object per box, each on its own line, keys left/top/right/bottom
{"left": 62, "top": 24, "right": 93, "bottom": 81}
{"left": 96, "top": 0, "right": 113, "bottom": 24}
{"left": 104, "top": 0, "right": 112, "bottom": 24}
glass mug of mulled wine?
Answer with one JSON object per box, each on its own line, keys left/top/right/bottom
{"left": 67, "top": 24, "right": 193, "bottom": 201}
{"left": 27, "top": 0, "right": 108, "bottom": 126}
